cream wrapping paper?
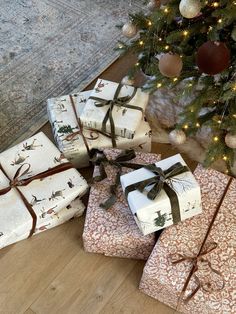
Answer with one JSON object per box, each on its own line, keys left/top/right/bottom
{"left": 79, "top": 79, "right": 149, "bottom": 140}
{"left": 1, "top": 198, "right": 85, "bottom": 249}
{"left": 139, "top": 165, "right": 235, "bottom": 314}
{"left": 82, "top": 148, "right": 161, "bottom": 260}
{"left": 120, "top": 154, "right": 202, "bottom": 235}
{"left": 47, "top": 90, "right": 152, "bottom": 168}
{"left": 0, "top": 132, "right": 88, "bottom": 247}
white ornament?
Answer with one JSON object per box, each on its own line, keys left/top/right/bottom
{"left": 121, "top": 76, "right": 134, "bottom": 86}
{"left": 122, "top": 22, "right": 137, "bottom": 38}
{"left": 179, "top": 0, "right": 201, "bottom": 19}
{"left": 225, "top": 133, "right": 236, "bottom": 149}
{"left": 169, "top": 129, "right": 187, "bottom": 145}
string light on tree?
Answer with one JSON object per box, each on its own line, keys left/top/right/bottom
{"left": 122, "top": 22, "right": 138, "bottom": 38}
{"left": 179, "top": 0, "right": 201, "bottom": 18}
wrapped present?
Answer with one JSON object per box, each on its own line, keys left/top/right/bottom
{"left": 120, "top": 154, "right": 202, "bottom": 235}
{"left": 47, "top": 90, "right": 152, "bottom": 168}
{"left": 139, "top": 166, "right": 236, "bottom": 314}
{"left": 82, "top": 148, "right": 161, "bottom": 260}
{"left": 1, "top": 198, "right": 85, "bottom": 249}
{"left": 0, "top": 132, "right": 88, "bottom": 248}
{"left": 79, "top": 79, "right": 149, "bottom": 143}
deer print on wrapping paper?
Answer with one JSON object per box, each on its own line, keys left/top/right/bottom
{"left": 35, "top": 223, "right": 51, "bottom": 232}
{"left": 184, "top": 200, "right": 199, "bottom": 213}
{"left": 154, "top": 211, "right": 172, "bottom": 227}
{"left": 49, "top": 189, "right": 66, "bottom": 201}
{"left": 67, "top": 179, "right": 74, "bottom": 189}
{"left": 30, "top": 195, "right": 46, "bottom": 206}
{"left": 95, "top": 80, "right": 108, "bottom": 93}
{"left": 11, "top": 154, "right": 29, "bottom": 166}
{"left": 0, "top": 232, "right": 3, "bottom": 237}
{"left": 54, "top": 153, "right": 66, "bottom": 164}
{"left": 52, "top": 102, "right": 67, "bottom": 113}
{"left": 39, "top": 206, "right": 59, "bottom": 219}
{"left": 22, "top": 139, "right": 43, "bottom": 151}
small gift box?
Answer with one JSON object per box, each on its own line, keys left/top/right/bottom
{"left": 47, "top": 91, "right": 152, "bottom": 168}
{"left": 79, "top": 79, "right": 149, "bottom": 142}
{"left": 1, "top": 198, "right": 85, "bottom": 249}
{"left": 139, "top": 166, "right": 235, "bottom": 314}
{"left": 82, "top": 148, "right": 161, "bottom": 260}
{"left": 0, "top": 132, "right": 88, "bottom": 248}
{"left": 120, "top": 154, "right": 202, "bottom": 235}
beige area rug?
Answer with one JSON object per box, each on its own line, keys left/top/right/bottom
{"left": 0, "top": 0, "right": 143, "bottom": 152}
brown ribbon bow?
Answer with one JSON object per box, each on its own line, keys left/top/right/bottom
{"left": 169, "top": 177, "right": 233, "bottom": 311}
{"left": 0, "top": 162, "right": 73, "bottom": 237}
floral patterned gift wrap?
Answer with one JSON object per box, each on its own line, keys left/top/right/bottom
{"left": 1, "top": 198, "right": 85, "bottom": 249}
{"left": 120, "top": 154, "right": 202, "bottom": 236}
{"left": 82, "top": 148, "right": 161, "bottom": 260}
{"left": 47, "top": 90, "right": 152, "bottom": 168}
{"left": 79, "top": 79, "right": 149, "bottom": 141}
{"left": 0, "top": 132, "right": 88, "bottom": 249}
{"left": 139, "top": 166, "right": 236, "bottom": 314}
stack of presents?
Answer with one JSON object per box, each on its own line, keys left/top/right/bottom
{"left": 1, "top": 79, "right": 235, "bottom": 313}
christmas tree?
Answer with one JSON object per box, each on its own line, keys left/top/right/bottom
{"left": 117, "top": 0, "right": 236, "bottom": 174}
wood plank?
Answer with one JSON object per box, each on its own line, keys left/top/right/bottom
{"left": 30, "top": 252, "right": 137, "bottom": 314}
{"left": 101, "top": 262, "right": 175, "bottom": 314}
{"left": 0, "top": 218, "right": 84, "bottom": 314}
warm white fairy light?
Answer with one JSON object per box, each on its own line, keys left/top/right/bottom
{"left": 196, "top": 122, "right": 200, "bottom": 127}
{"left": 148, "top": 20, "right": 152, "bottom": 26}
{"left": 157, "top": 83, "right": 162, "bottom": 88}
{"left": 183, "top": 124, "right": 189, "bottom": 129}
{"left": 173, "top": 77, "right": 178, "bottom": 82}
{"left": 183, "top": 30, "right": 189, "bottom": 37}
{"left": 212, "top": 2, "right": 219, "bottom": 7}
{"left": 165, "top": 45, "right": 170, "bottom": 50}
{"left": 218, "top": 18, "right": 222, "bottom": 23}
{"left": 139, "top": 40, "right": 144, "bottom": 46}
{"left": 164, "top": 7, "right": 169, "bottom": 13}
{"left": 213, "top": 136, "right": 219, "bottom": 142}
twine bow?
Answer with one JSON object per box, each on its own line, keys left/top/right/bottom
{"left": 124, "top": 162, "right": 189, "bottom": 225}
{"left": 90, "top": 149, "right": 145, "bottom": 210}
{"left": 170, "top": 242, "right": 225, "bottom": 304}
{"left": 89, "top": 83, "right": 143, "bottom": 147}
{"left": 0, "top": 162, "right": 73, "bottom": 237}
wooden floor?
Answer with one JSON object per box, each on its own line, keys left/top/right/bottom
{"left": 0, "top": 55, "right": 197, "bottom": 314}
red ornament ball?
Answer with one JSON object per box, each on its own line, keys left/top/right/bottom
{"left": 196, "top": 41, "right": 230, "bottom": 75}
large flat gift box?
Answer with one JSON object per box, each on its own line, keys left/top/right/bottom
{"left": 120, "top": 154, "right": 202, "bottom": 235}
{"left": 79, "top": 79, "right": 149, "bottom": 140}
{"left": 47, "top": 90, "right": 152, "bottom": 168}
{"left": 139, "top": 165, "right": 236, "bottom": 314}
{"left": 82, "top": 148, "right": 161, "bottom": 260}
{"left": 0, "top": 132, "right": 88, "bottom": 249}
{"left": 2, "top": 198, "right": 85, "bottom": 249}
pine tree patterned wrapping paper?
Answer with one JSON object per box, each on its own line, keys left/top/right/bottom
{"left": 1, "top": 198, "right": 85, "bottom": 250}
{"left": 47, "top": 90, "right": 152, "bottom": 168}
{"left": 82, "top": 148, "right": 161, "bottom": 260}
{"left": 120, "top": 154, "right": 202, "bottom": 236}
{"left": 0, "top": 132, "right": 88, "bottom": 249}
{"left": 79, "top": 79, "right": 149, "bottom": 140}
{"left": 139, "top": 166, "right": 236, "bottom": 314}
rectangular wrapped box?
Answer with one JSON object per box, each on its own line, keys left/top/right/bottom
{"left": 47, "top": 90, "right": 152, "bottom": 168}
{"left": 0, "top": 132, "right": 88, "bottom": 248}
{"left": 1, "top": 198, "right": 85, "bottom": 249}
{"left": 79, "top": 79, "right": 149, "bottom": 140}
{"left": 120, "top": 154, "right": 202, "bottom": 235}
{"left": 139, "top": 166, "right": 235, "bottom": 314}
{"left": 82, "top": 148, "right": 161, "bottom": 260}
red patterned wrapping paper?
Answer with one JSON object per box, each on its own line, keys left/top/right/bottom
{"left": 82, "top": 148, "right": 161, "bottom": 260}
{"left": 139, "top": 165, "right": 236, "bottom": 313}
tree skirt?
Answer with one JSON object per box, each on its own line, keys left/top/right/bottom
{"left": 0, "top": 0, "right": 143, "bottom": 151}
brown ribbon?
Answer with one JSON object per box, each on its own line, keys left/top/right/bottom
{"left": 0, "top": 162, "right": 73, "bottom": 237}
{"left": 65, "top": 95, "right": 113, "bottom": 157}
{"left": 170, "top": 177, "right": 233, "bottom": 311}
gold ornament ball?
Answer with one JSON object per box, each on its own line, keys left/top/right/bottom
{"left": 169, "top": 129, "right": 187, "bottom": 145}
{"left": 121, "top": 76, "right": 135, "bottom": 86}
{"left": 122, "top": 22, "right": 137, "bottom": 38}
{"left": 179, "top": 0, "right": 201, "bottom": 19}
{"left": 158, "top": 53, "right": 183, "bottom": 78}
{"left": 225, "top": 133, "right": 236, "bottom": 149}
